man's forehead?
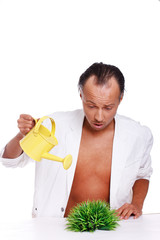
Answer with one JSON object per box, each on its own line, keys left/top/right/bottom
{"left": 81, "top": 75, "right": 121, "bottom": 103}
{"left": 83, "top": 76, "right": 119, "bottom": 93}
{"left": 84, "top": 75, "right": 117, "bottom": 87}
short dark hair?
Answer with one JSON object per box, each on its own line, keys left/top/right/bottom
{"left": 78, "top": 62, "right": 125, "bottom": 95}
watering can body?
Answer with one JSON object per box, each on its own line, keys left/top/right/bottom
{"left": 20, "top": 116, "right": 72, "bottom": 170}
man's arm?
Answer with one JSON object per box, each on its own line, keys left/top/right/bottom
{"left": 2, "top": 114, "right": 35, "bottom": 159}
{"left": 116, "top": 179, "right": 149, "bottom": 220}
{"left": 2, "top": 132, "right": 24, "bottom": 158}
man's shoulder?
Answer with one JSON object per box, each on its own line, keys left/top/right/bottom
{"left": 47, "top": 109, "right": 84, "bottom": 131}
{"left": 49, "top": 109, "right": 83, "bottom": 121}
{"left": 116, "top": 114, "right": 153, "bottom": 139}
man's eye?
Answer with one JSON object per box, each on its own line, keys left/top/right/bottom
{"left": 88, "top": 105, "right": 95, "bottom": 108}
{"left": 105, "top": 107, "right": 112, "bottom": 111}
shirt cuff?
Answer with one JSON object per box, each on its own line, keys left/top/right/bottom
{"left": 0, "top": 147, "right": 33, "bottom": 168}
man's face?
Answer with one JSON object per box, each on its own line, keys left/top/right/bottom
{"left": 80, "top": 75, "right": 123, "bottom": 131}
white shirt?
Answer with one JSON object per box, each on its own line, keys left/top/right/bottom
{"left": 0, "top": 109, "right": 153, "bottom": 218}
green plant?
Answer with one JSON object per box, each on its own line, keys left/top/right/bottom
{"left": 66, "top": 200, "right": 120, "bottom": 232}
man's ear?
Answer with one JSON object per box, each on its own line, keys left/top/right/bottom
{"left": 80, "top": 90, "right": 83, "bottom": 99}
{"left": 119, "top": 92, "right": 124, "bottom": 103}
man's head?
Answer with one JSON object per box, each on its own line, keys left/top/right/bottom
{"left": 78, "top": 62, "right": 125, "bottom": 131}
{"left": 78, "top": 62, "right": 125, "bottom": 96}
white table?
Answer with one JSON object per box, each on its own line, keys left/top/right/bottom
{"left": 0, "top": 214, "right": 160, "bottom": 240}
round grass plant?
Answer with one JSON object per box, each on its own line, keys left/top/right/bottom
{"left": 66, "top": 200, "right": 120, "bottom": 232}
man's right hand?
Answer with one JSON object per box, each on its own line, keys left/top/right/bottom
{"left": 17, "top": 114, "right": 36, "bottom": 136}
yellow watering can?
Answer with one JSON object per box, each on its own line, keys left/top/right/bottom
{"left": 20, "top": 116, "right": 72, "bottom": 170}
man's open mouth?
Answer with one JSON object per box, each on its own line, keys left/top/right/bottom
{"left": 93, "top": 123, "right": 104, "bottom": 129}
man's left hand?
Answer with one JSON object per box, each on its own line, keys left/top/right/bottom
{"left": 116, "top": 203, "right": 142, "bottom": 220}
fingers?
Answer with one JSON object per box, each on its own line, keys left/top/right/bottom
{"left": 133, "top": 211, "right": 142, "bottom": 219}
{"left": 17, "top": 114, "right": 35, "bottom": 135}
{"left": 116, "top": 203, "right": 142, "bottom": 220}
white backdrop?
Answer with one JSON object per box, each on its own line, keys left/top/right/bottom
{"left": 0, "top": 0, "right": 160, "bottom": 220}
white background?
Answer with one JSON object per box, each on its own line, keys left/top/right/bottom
{"left": 0, "top": 0, "right": 160, "bottom": 220}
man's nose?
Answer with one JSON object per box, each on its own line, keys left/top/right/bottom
{"left": 94, "top": 109, "right": 104, "bottom": 122}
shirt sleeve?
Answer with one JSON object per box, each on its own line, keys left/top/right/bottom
{"left": 0, "top": 147, "right": 33, "bottom": 168}
{"left": 136, "top": 127, "right": 153, "bottom": 181}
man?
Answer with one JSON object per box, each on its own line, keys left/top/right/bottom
{"left": 0, "top": 62, "right": 153, "bottom": 220}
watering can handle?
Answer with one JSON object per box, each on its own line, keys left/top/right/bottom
{"left": 33, "top": 116, "right": 56, "bottom": 136}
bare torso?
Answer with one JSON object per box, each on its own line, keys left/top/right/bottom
{"left": 64, "top": 118, "right": 115, "bottom": 217}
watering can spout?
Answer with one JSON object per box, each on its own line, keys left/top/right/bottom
{"left": 42, "top": 153, "right": 72, "bottom": 170}
{"left": 20, "top": 116, "right": 72, "bottom": 170}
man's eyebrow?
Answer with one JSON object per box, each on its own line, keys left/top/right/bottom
{"left": 86, "top": 100, "right": 95, "bottom": 104}
{"left": 86, "top": 100, "right": 115, "bottom": 107}
{"left": 104, "top": 104, "right": 115, "bottom": 107}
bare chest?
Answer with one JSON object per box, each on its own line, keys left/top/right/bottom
{"left": 64, "top": 128, "right": 114, "bottom": 216}
{"left": 77, "top": 134, "right": 113, "bottom": 178}
{"left": 75, "top": 130, "right": 113, "bottom": 188}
